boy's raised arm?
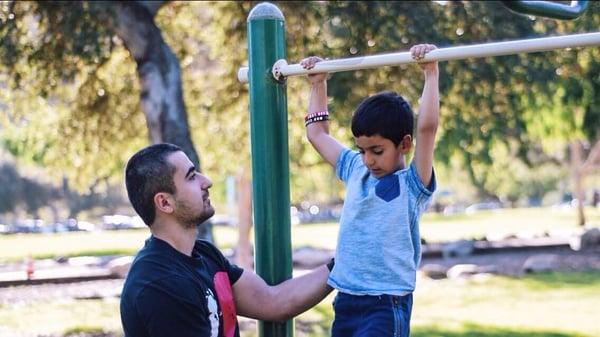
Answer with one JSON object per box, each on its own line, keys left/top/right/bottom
{"left": 411, "top": 44, "right": 440, "bottom": 188}
{"left": 301, "top": 56, "right": 345, "bottom": 168}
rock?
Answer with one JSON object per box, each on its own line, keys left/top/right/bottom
{"left": 521, "top": 254, "right": 561, "bottom": 274}
{"left": 570, "top": 227, "right": 600, "bottom": 251}
{"left": 68, "top": 256, "right": 103, "bottom": 267}
{"left": 446, "top": 264, "right": 498, "bottom": 279}
{"left": 446, "top": 264, "right": 478, "bottom": 279}
{"left": 486, "top": 232, "right": 517, "bottom": 241}
{"left": 516, "top": 231, "right": 540, "bottom": 240}
{"left": 107, "top": 256, "right": 134, "bottom": 278}
{"left": 420, "top": 264, "right": 448, "bottom": 279}
{"left": 442, "top": 239, "right": 475, "bottom": 259}
{"left": 292, "top": 247, "right": 333, "bottom": 269}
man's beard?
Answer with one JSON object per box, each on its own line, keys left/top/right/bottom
{"left": 174, "top": 198, "right": 214, "bottom": 229}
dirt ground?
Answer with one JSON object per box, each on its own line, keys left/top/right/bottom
{"left": 3, "top": 246, "right": 599, "bottom": 305}
{"left": 421, "top": 246, "right": 600, "bottom": 277}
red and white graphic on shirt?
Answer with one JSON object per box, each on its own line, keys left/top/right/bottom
{"left": 213, "top": 272, "right": 237, "bottom": 337}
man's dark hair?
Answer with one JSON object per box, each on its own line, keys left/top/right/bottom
{"left": 125, "top": 143, "right": 182, "bottom": 226}
{"left": 351, "top": 91, "right": 414, "bottom": 146}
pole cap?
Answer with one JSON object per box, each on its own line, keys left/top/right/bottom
{"left": 248, "top": 2, "right": 284, "bottom": 21}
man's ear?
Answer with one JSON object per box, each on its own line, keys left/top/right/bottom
{"left": 399, "top": 134, "right": 413, "bottom": 153}
{"left": 154, "top": 192, "right": 175, "bottom": 214}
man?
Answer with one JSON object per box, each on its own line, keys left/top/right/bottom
{"left": 120, "top": 143, "right": 333, "bottom": 337}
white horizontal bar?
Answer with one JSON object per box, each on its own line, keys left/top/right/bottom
{"left": 238, "top": 32, "right": 600, "bottom": 83}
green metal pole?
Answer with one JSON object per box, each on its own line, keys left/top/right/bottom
{"left": 246, "top": 3, "right": 293, "bottom": 337}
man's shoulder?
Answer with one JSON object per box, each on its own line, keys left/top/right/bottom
{"left": 194, "top": 238, "right": 220, "bottom": 251}
{"left": 194, "top": 239, "right": 226, "bottom": 261}
{"left": 124, "top": 244, "right": 190, "bottom": 292}
{"left": 122, "top": 263, "right": 205, "bottom": 306}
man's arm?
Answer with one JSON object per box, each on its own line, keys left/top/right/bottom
{"left": 301, "top": 56, "right": 345, "bottom": 168}
{"left": 411, "top": 44, "right": 439, "bottom": 187}
{"left": 232, "top": 265, "right": 333, "bottom": 321}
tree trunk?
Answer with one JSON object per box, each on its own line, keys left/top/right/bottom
{"left": 570, "top": 140, "right": 586, "bottom": 227}
{"left": 235, "top": 169, "right": 253, "bottom": 269}
{"left": 572, "top": 138, "right": 600, "bottom": 226}
{"left": 581, "top": 139, "right": 600, "bottom": 176}
{"left": 464, "top": 152, "right": 496, "bottom": 200}
{"left": 113, "top": 1, "right": 213, "bottom": 241}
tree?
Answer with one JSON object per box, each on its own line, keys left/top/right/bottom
{"left": 200, "top": 1, "right": 598, "bottom": 206}
{"left": 0, "top": 161, "right": 56, "bottom": 219}
{"left": 523, "top": 2, "right": 600, "bottom": 225}
{"left": 310, "top": 1, "right": 599, "bottom": 211}
{"left": 0, "top": 1, "right": 213, "bottom": 239}
{"left": 3, "top": 1, "right": 598, "bottom": 230}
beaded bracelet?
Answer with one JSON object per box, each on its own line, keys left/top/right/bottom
{"left": 304, "top": 110, "right": 329, "bottom": 121}
{"left": 304, "top": 110, "right": 330, "bottom": 126}
{"left": 305, "top": 114, "right": 330, "bottom": 126}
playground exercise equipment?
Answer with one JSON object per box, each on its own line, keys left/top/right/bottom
{"left": 238, "top": 32, "right": 600, "bottom": 83}
{"left": 501, "top": 0, "right": 589, "bottom": 20}
{"left": 241, "top": 2, "right": 598, "bottom": 337}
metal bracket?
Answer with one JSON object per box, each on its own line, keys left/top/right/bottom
{"left": 272, "top": 59, "right": 288, "bottom": 83}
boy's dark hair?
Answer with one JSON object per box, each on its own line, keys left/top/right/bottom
{"left": 351, "top": 91, "right": 414, "bottom": 146}
{"left": 125, "top": 143, "right": 181, "bottom": 226}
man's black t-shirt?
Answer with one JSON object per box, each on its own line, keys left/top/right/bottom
{"left": 120, "top": 236, "right": 244, "bottom": 337}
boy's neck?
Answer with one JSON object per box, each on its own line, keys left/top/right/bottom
{"left": 397, "top": 156, "right": 406, "bottom": 170}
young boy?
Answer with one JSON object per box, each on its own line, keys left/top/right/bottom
{"left": 300, "top": 44, "right": 439, "bottom": 337}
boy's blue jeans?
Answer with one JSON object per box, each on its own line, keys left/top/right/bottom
{"left": 331, "top": 292, "right": 413, "bottom": 337}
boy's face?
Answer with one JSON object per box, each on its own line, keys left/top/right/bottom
{"left": 355, "top": 134, "right": 411, "bottom": 178}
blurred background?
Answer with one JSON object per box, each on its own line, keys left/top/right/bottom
{"left": 0, "top": 1, "right": 599, "bottom": 337}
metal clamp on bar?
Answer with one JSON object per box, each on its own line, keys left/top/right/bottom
{"left": 272, "top": 59, "right": 289, "bottom": 83}
{"left": 501, "top": 0, "right": 589, "bottom": 20}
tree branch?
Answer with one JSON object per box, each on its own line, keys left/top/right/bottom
{"left": 136, "top": 0, "right": 167, "bottom": 17}
{"left": 580, "top": 139, "right": 600, "bottom": 175}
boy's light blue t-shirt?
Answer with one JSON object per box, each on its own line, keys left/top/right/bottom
{"left": 328, "top": 148, "right": 436, "bottom": 296}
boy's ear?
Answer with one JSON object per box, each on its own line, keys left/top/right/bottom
{"left": 399, "top": 134, "right": 413, "bottom": 153}
{"left": 154, "top": 192, "right": 175, "bottom": 214}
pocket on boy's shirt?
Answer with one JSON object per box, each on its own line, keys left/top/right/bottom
{"left": 375, "top": 174, "right": 400, "bottom": 202}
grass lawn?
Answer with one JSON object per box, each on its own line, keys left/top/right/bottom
{"left": 0, "top": 226, "right": 238, "bottom": 263}
{"left": 1, "top": 272, "right": 598, "bottom": 337}
{"left": 410, "top": 271, "right": 600, "bottom": 337}
{"left": 1, "top": 207, "right": 599, "bottom": 336}
{"left": 0, "top": 298, "right": 122, "bottom": 335}
{"left": 0, "top": 206, "right": 598, "bottom": 262}
{"left": 420, "top": 206, "right": 600, "bottom": 242}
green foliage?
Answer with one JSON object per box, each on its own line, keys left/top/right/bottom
{"left": 0, "top": 2, "right": 145, "bottom": 190}
{"left": 1, "top": 1, "right": 599, "bottom": 203}
{"left": 1, "top": 1, "right": 114, "bottom": 97}
{"left": 183, "top": 1, "right": 347, "bottom": 202}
